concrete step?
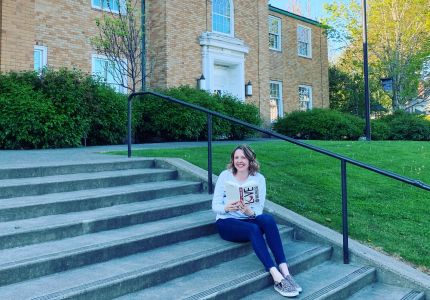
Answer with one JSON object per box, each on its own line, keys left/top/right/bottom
{"left": 114, "top": 241, "right": 332, "bottom": 300}
{"left": 0, "top": 180, "right": 202, "bottom": 222}
{"left": 347, "top": 283, "right": 425, "bottom": 300}
{"left": 0, "top": 194, "right": 212, "bottom": 250}
{"left": 0, "top": 168, "right": 177, "bottom": 199}
{"left": 0, "top": 159, "right": 155, "bottom": 180}
{"left": 0, "top": 207, "right": 216, "bottom": 287}
{"left": 0, "top": 226, "right": 295, "bottom": 299}
{"left": 240, "top": 261, "right": 376, "bottom": 300}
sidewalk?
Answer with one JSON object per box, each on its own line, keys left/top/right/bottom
{"left": 0, "top": 138, "right": 281, "bottom": 169}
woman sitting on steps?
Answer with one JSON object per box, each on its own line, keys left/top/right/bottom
{"left": 212, "top": 144, "right": 302, "bottom": 298}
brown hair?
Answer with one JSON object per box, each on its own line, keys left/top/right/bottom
{"left": 227, "top": 144, "right": 260, "bottom": 176}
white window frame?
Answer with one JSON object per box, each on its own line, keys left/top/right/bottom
{"left": 298, "top": 25, "right": 312, "bottom": 58}
{"left": 92, "top": 0, "right": 125, "bottom": 14}
{"left": 299, "top": 85, "right": 312, "bottom": 111}
{"left": 34, "top": 45, "right": 47, "bottom": 71}
{"left": 269, "top": 16, "right": 281, "bottom": 51}
{"left": 270, "top": 81, "right": 283, "bottom": 122}
{"left": 212, "top": 0, "right": 234, "bottom": 36}
{"left": 92, "top": 54, "right": 127, "bottom": 94}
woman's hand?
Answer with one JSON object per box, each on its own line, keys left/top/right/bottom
{"left": 238, "top": 200, "right": 254, "bottom": 217}
{"left": 224, "top": 200, "right": 241, "bottom": 213}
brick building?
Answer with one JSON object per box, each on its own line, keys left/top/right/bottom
{"left": 0, "top": 0, "right": 329, "bottom": 125}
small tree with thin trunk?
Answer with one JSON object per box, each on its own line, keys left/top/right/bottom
{"left": 85, "top": 0, "right": 156, "bottom": 93}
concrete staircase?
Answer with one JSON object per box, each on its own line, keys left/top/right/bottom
{"left": 0, "top": 158, "right": 426, "bottom": 299}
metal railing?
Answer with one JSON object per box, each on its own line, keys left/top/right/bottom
{"left": 128, "top": 91, "right": 430, "bottom": 264}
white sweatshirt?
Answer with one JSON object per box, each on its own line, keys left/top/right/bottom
{"left": 212, "top": 169, "right": 266, "bottom": 220}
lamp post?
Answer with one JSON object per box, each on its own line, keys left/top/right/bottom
{"left": 361, "top": 0, "right": 371, "bottom": 141}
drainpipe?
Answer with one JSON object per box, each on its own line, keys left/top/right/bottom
{"left": 141, "top": 0, "right": 146, "bottom": 90}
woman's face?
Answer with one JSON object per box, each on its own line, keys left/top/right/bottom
{"left": 234, "top": 149, "right": 249, "bottom": 172}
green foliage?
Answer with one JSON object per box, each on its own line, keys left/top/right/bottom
{"left": 378, "top": 111, "right": 430, "bottom": 141}
{"left": 132, "top": 86, "right": 262, "bottom": 142}
{"left": 0, "top": 68, "right": 127, "bottom": 149}
{"left": 272, "top": 108, "right": 363, "bottom": 140}
{"left": 328, "top": 64, "right": 384, "bottom": 117}
{"left": 322, "top": 0, "right": 430, "bottom": 111}
{"left": 218, "top": 94, "right": 263, "bottom": 140}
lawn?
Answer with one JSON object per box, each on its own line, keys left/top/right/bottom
{"left": 108, "top": 140, "right": 430, "bottom": 273}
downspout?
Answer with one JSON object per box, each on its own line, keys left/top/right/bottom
{"left": 141, "top": 0, "right": 146, "bottom": 90}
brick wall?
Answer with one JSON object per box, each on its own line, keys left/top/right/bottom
{"left": 0, "top": 0, "right": 35, "bottom": 71}
{"left": 269, "top": 10, "right": 329, "bottom": 115}
{"left": 0, "top": 0, "right": 329, "bottom": 124}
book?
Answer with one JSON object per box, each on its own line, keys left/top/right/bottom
{"left": 224, "top": 180, "right": 260, "bottom": 207}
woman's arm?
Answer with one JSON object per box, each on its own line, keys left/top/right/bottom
{"left": 212, "top": 171, "right": 228, "bottom": 214}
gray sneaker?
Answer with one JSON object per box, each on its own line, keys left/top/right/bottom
{"left": 285, "top": 275, "right": 302, "bottom": 293}
{"left": 274, "top": 279, "right": 299, "bottom": 297}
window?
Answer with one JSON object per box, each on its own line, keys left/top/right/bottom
{"left": 34, "top": 45, "right": 47, "bottom": 71}
{"left": 212, "top": 0, "right": 233, "bottom": 35}
{"left": 299, "top": 85, "right": 312, "bottom": 111}
{"left": 92, "top": 0, "right": 124, "bottom": 13}
{"left": 92, "top": 54, "right": 127, "bottom": 93}
{"left": 270, "top": 81, "right": 283, "bottom": 122}
{"left": 269, "top": 16, "right": 281, "bottom": 51}
{"left": 298, "top": 25, "right": 311, "bottom": 58}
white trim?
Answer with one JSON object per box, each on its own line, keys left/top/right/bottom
{"left": 199, "top": 31, "right": 249, "bottom": 101}
{"left": 212, "top": 0, "right": 234, "bottom": 37}
{"left": 297, "top": 24, "right": 312, "bottom": 58}
{"left": 269, "top": 16, "right": 281, "bottom": 52}
{"left": 34, "top": 45, "right": 47, "bottom": 71}
{"left": 91, "top": 54, "right": 127, "bottom": 94}
{"left": 299, "top": 85, "right": 312, "bottom": 111}
{"left": 270, "top": 81, "right": 283, "bottom": 122}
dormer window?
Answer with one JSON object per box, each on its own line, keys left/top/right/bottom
{"left": 212, "top": 0, "right": 234, "bottom": 35}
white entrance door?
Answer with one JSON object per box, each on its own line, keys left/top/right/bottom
{"left": 213, "top": 65, "right": 229, "bottom": 96}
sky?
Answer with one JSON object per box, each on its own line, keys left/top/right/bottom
{"left": 268, "top": 0, "right": 334, "bottom": 22}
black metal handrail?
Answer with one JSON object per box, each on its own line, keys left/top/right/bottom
{"left": 128, "top": 91, "right": 430, "bottom": 264}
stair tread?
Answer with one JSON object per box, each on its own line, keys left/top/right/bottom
{"left": 0, "top": 197, "right": 213, "bottom": 241}
{"left": 0, "top": 226, "right": 295, "bottom": 300}
{"left": 0, "top": 168, "right": 173, "bottom": 187}
{"left": 241, "top": 261, "right": 375, "bottom": 299}
{"left": 0, "top": 180, "right": 200, "bottom": 210}
{"left": 347, "top": 283, "right": 424, "bottom": 300}
{"left": 0, "top": 196, "right": 214, "bottom": 270}
{"left": 114, "top": 240, "right": 330, "bottom": 300}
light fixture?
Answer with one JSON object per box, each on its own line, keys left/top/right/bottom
{"left": 245, "top": 80, "right": 252, "bottom": 97}
{"left": 197, "top": 74, "right": 205, "bottom": 90}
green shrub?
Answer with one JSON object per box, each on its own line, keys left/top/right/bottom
{"left": 218, "top": 94, "right": 263, "bottom": 140}
{"left": 132, "top": 86, "right": 262, "bottom": 142}
{"left": 0, "top": 68, "right": 127, "bottom": 149}
{"left": 378, "top": 110, "right": 430, "bottom": 141}
{"left": 370, "top": 120, "right": 390, "bottom": 140}
{"left": 272, "top": 108, "right": 363, "bottom": 140}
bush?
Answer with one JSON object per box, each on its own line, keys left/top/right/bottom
{"left": 272, "top": 108, "right": 363, "bottom": 140}
{"left": 0, "top": 68, "right": 127, "bottom": 149}
{"left": 132, "top": 86, "right": 262, "bottom": 142}
{"left": 378, "top": 110, "right": 430, "bottom": 141}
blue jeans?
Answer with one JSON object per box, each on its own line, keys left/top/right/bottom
{"left": 216, "top": 214, "right": 287, "bottom": 271}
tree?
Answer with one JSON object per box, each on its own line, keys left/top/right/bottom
{"left": 322, "top": 0, "right": 430, "bottom": 111}
{"left": 85, "top": 0, "right": 157, "bottom": 93}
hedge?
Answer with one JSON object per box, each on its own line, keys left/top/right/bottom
{"left": 272, "top": 108, "right": 430, "bottom": 141}
{"left": 132, "top": 86, "right": 263, "bottom": 142}
{"left": 0, "top": 68, "right": 127, "bottom": 149}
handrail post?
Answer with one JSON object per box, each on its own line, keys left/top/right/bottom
{"left": 207, "top": 113, "right": 213, "bottom": 194}
{"left": 341, "top": 159, "right": 349, "bottom": 264}
{"left": 128, "top": 94, "right": 133, "bottom": 158}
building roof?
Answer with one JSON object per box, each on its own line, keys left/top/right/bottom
{"left": 268, "top": 5, "right": 321, "bottom": 26}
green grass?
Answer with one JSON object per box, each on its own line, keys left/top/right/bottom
{"left": 108, "top": 140, "right": 430, "bottom": 273}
